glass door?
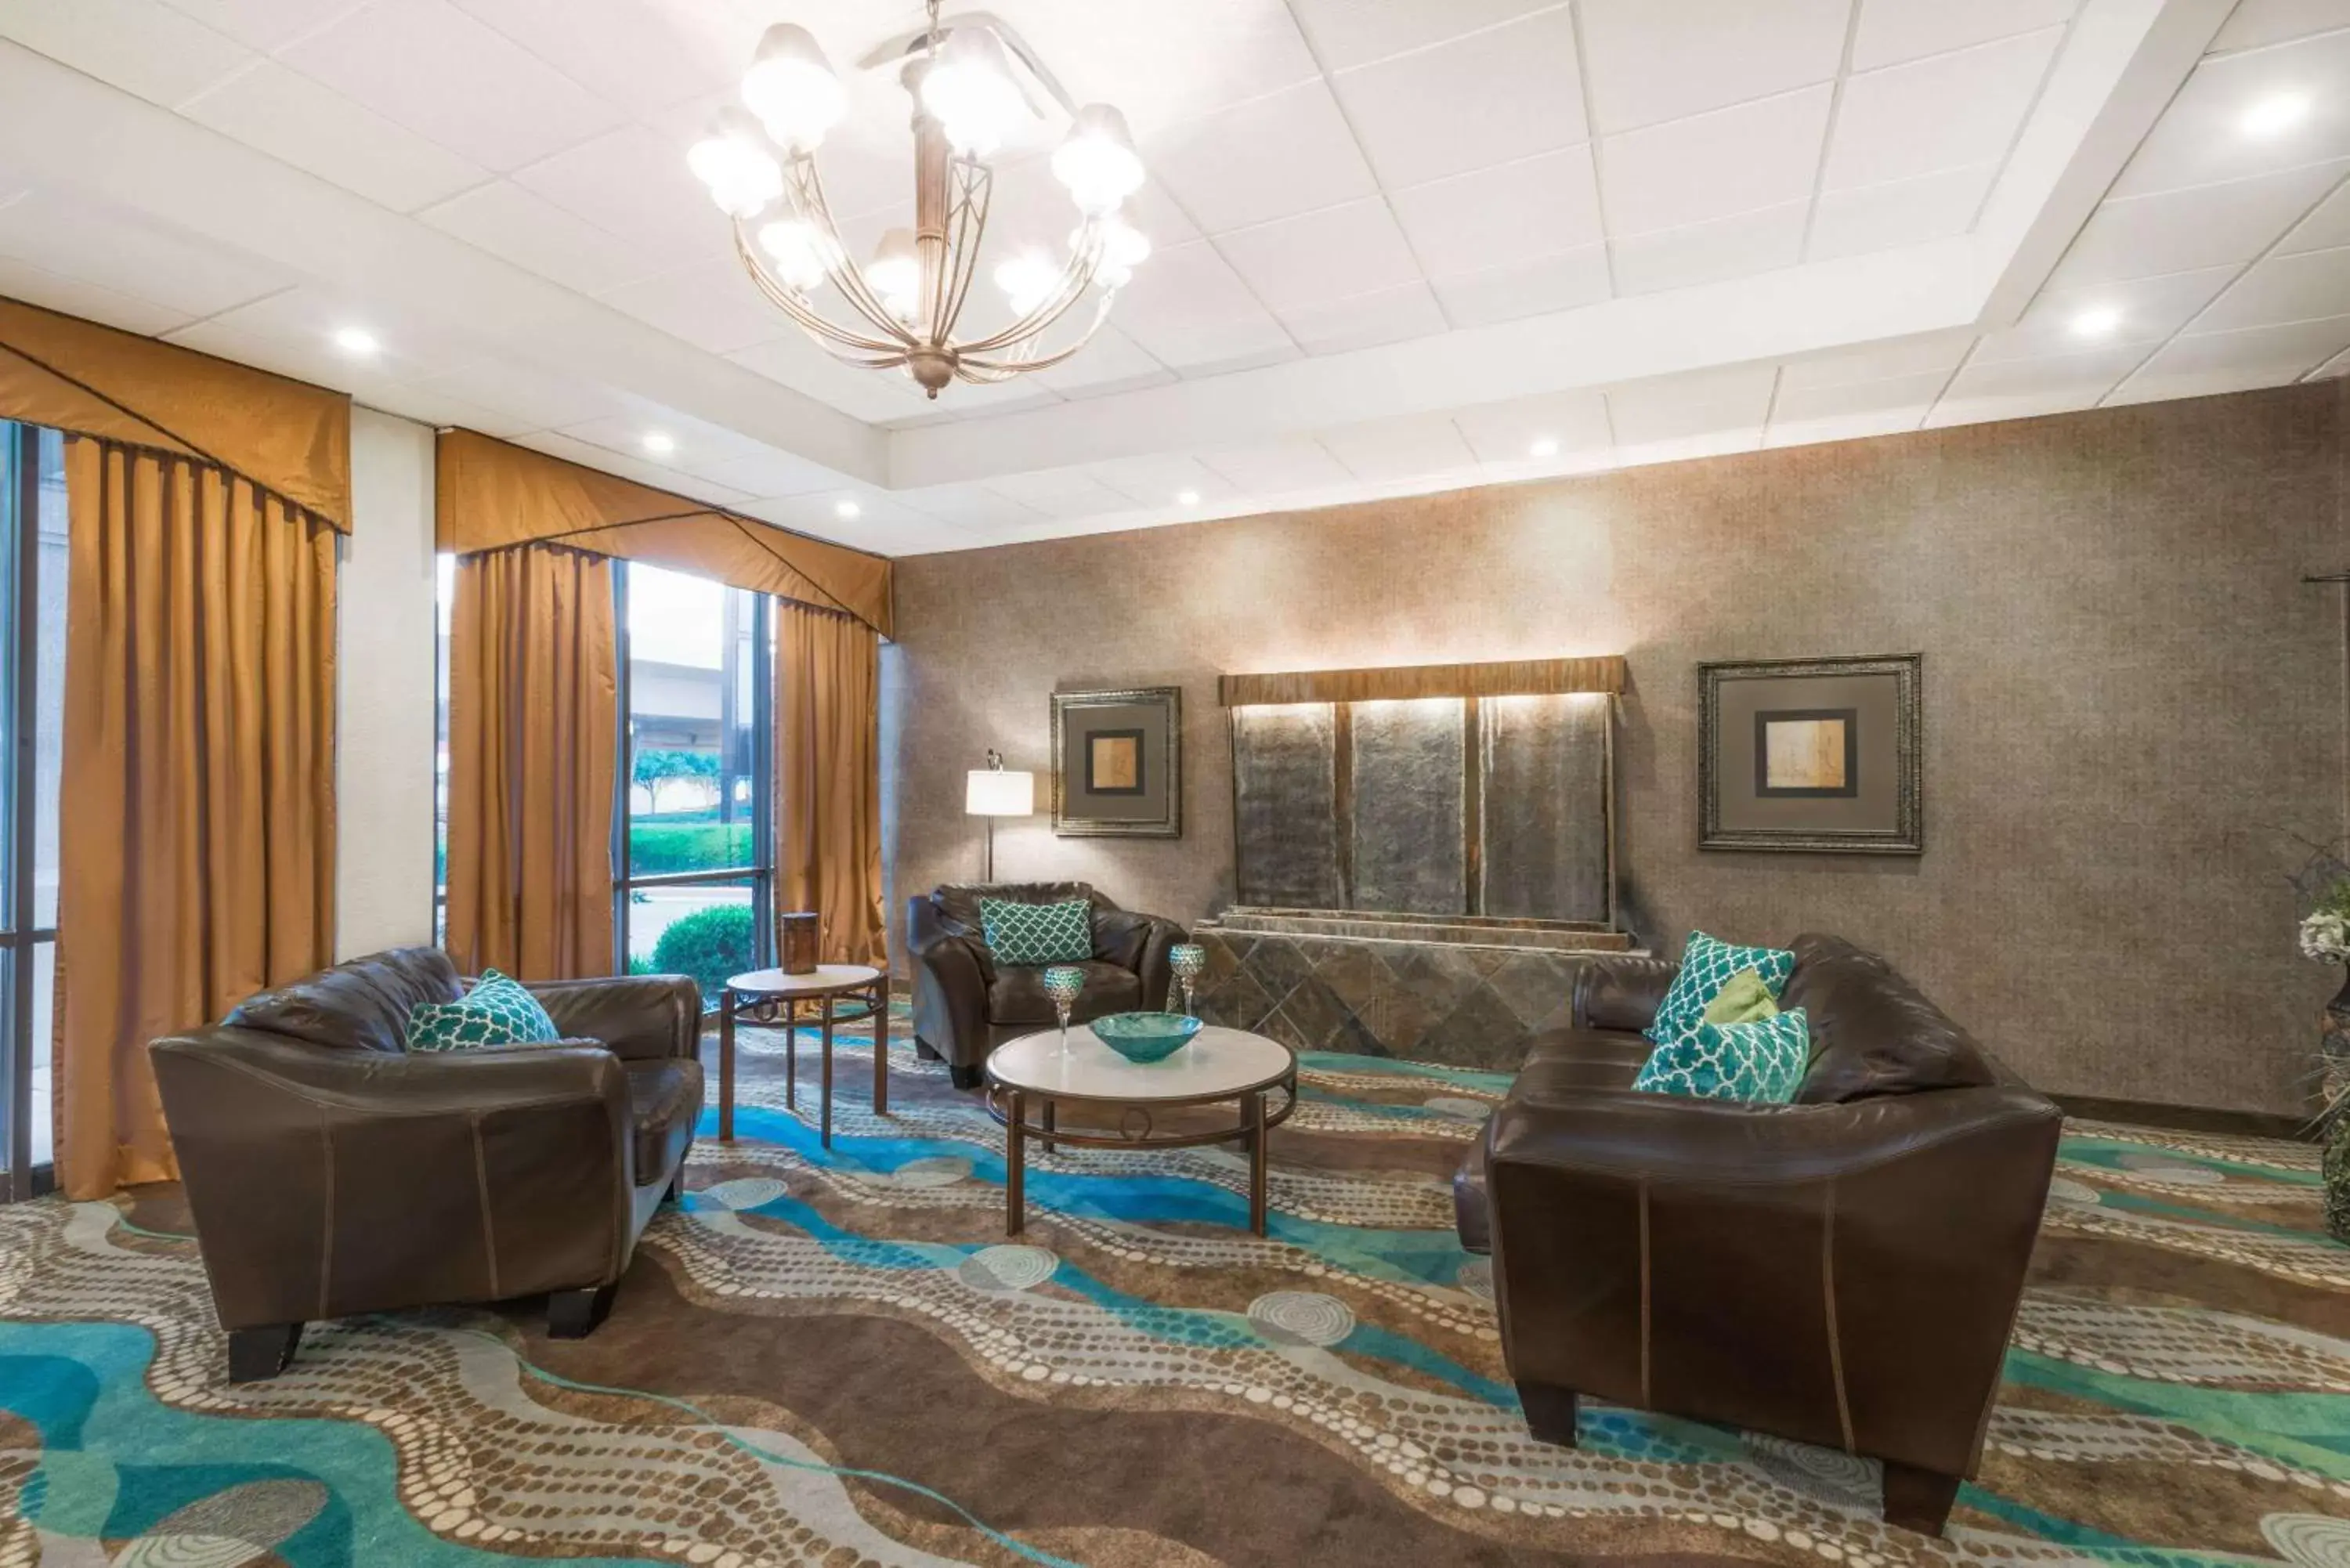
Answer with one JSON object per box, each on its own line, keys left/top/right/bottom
{"left": 1, "top": 421, "right": 65, "bottom": 1202}
{"left": 615, "top": 561, "right": 773, "bottom": 1006}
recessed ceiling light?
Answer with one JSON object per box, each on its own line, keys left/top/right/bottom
{"left": 2070, "top": 305, "right": 2123, "bottom": 338}
{"left": 331, "top": 327, "right": 378, "bottom": 356}
{"left": 835, "top": 499, "right": 861, "bottom": 519}
{"left": 2241, "top": 91, "right": 2312, "bottom": 139}
{"left": 642, "top": 432, "right": 676, "bottom": 454}
{"left": 1529, "top": 436, "right": 1560, "bottom": 458}
{"left": 1176, "top": 489, "right": 1202, "bottom": 505}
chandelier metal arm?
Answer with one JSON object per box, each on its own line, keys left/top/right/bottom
{"left": 952, "top": 228, "right": 1106, "bottom": 356}
{"left": 937, "top": 158, "right": 992, "bottom": 351}
{"left": 957, "top": 293, "right": 1115, "bottom": 379}
{"left": 733, "top": 227, "right": 909, "bottom": 357}
{"left": 783, "top": 154, "right": 921, "bottom": 349}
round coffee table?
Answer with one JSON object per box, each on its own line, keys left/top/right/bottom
{"left": 983, "top": 1024, "right": 1297, "bottom": 1236}
{"left": 718, "top": 965, "right": 888, "bottom": 1148}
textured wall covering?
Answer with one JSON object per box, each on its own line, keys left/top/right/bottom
{"left": 885, "top": 385, "right": 2350, "bottom": 1115}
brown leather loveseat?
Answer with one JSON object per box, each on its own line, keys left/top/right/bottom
{"left": 1454, "top": 934, "right": 2060, "bottom": 1537}
{"left": 908, "top": 880, "right": 1185, "bottom": 1086}
{"left": 150, "top": 948, "right": 703, "bottom": 1381}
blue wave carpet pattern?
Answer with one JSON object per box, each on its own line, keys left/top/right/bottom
{"left": 1, "top": 999, "right": 2346, "bottom": 1566}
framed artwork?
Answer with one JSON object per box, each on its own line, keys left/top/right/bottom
{"left": 1052, "top": 687, "right": 1182, "bottom": 837}
{"left": 1699, "top": 655, "right": 1922, "bottom": 854}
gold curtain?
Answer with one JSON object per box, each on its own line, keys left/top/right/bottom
{"left": 776, "top": 601, "right": 885, "bottom": 967}
{"left": 436, "top": 430, "right": 892, "bottom": 636}
{"left": 0, "top": 296, "right": 351, "bottom": 529}
{"left": 56, "top": 439, "right": 337, "bottom": 1199}
{"left": 444, "top": 543, "right": 618, "bottom": 981}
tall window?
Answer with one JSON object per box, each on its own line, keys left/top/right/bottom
{"left": 0, "top": 423, "right": 67, "bottom": 1202}
{"left": 617, "top": 562, "right": 772, "bottom": 1005}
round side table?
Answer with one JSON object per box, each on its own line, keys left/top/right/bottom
{"left": 718, "top": 964, "right": 888, "bottom": 1148}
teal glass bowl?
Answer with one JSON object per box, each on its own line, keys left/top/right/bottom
{"left": 1090, "top": 1011, "right": 1202, "bottom": 1063}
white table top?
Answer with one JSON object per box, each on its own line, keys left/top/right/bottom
{"left": 988, "top": 1024, "right": 1294, "bottom": 1101}
{"left": 726, "top": 964, "right": 883, "bottom": 995}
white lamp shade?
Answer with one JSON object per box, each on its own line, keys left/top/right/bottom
{"left": 966, "top": 769, "right": 1035, "bottom": 816}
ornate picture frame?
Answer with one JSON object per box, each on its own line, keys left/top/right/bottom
{"left": 1051, "top": 686, "right": 1183, "bottom": 838}
{"left": 1698, "top": 655, "right": 1922, "bottom": 854}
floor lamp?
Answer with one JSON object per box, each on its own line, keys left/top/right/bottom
{"left": 966, "top": 751, "right": 1035, "bottom": 883}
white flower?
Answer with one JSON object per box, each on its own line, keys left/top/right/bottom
{"left": 2301, "top": 910, "right": 2350, "bottom": 961}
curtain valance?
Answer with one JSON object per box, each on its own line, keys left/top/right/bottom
{"left": 436, "top": 428, "right": 893, "bottom": 637}
{"left": 0, "top": 296, "right": 352, "bottom": 531}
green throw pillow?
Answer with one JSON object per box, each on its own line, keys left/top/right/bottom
{"left": 1701, "top": 966, "right": 1781, "bottom": 1026}
{"left": 1645, "top": 931, "right": 1796, "bottom": 1047}
{"left": 407, "top": 969, "right": 562, "bottom": 1051}
{"left": 979, "top": 897, "right": 1092, "bottom": 966}
{"left": 1634, "top": 1008, "right": 1810, "bottom": 1104}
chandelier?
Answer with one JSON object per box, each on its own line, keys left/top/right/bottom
{"left": 688, "top": 3, "right": 1151, "bottom": 397}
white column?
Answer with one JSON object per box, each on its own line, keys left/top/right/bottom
{"left": 334, "top": 406, "right": 439, "bottom": 957}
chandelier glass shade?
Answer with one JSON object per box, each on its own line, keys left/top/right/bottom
{"left": 689, "top": 8, "right": 1149, "bottom": 398}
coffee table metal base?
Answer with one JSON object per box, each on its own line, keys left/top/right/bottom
{"left": 982, "top": 1075, "right": 1296, "bottom": 1236}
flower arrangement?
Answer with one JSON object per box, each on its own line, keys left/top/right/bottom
{"left": 2301, "top": 880, "right": 2350, "bottom": 962}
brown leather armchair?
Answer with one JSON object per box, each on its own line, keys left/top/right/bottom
{"left": 908, "top": 881, "right": 1186, "bottom": 1087}
{"left": 150, "top": 948, "right": 703, "bottom": 1382}
{"left": 1453, "top": 934, "right": 2060, "bottom": 1537}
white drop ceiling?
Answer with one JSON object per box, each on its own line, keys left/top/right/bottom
{"left": 0, "top": 0, "right": 2342, "bottom": 555}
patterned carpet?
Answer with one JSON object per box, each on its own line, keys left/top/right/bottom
{"left": 2, "top": 1003, "right": 2346, "bottom": 1567}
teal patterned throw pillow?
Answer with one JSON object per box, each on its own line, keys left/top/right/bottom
{"left": 1634, "top": 1008, "right": 1811, "bottom": 1104}
{"left": 979, "top": 897, "right": 1092, "bottom": 966}
{"left": 407, "top": 969, "right": 562, "bottom": 1051}
{"left": 1644, "top": 930, "right": 1796, "bottom": 1047}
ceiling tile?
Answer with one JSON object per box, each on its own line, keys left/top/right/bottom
{"left": 1606, "top": 363, "right": 1777, "bottom": 446}
{"left": 0, "top": 189, "right": 295, "bottom": 317}
{"left": 727, "top": 335, "right": 934, "bottom": 423}
{"left": 684, "top": 447, "right": 843, "bottom": 500}
{"left": 1029, "top": 324, "right": 1177, "bottom": 399}
{"left": 1611, "top": 201, "right": 1808, "bottom": 296}
{"left": 1600, "top": 85, "right": 1834, "bottom": 235}
{"left": 1275, "top": 280, "right": 1449, "bottom": 354}
{"left": 1218, "top": 199, "right": 1422, "bottom": 309}
{"left": 519, "top": 429, "right": 756, "bottom": 504}
{"left": 1777, "top": 331, "right": 1970, "bottom": 389}
{"left": 1286, "top": 0, "right": 1567, "bottom": 72}
{"left": 1453, "top": 389, "right": 1612, "bottom": 462}
{"left": 1141, "top": 80, "right": 1377, "bottom": 233}
{"left": 891, "top": 483, "right": 1050, "bottom": 530}
{"left": 400, "top": 356, "right": 631, "bottom": 432}
{"left": 1014, "top": 0, "right": 1323, "bottom": 137}
{"left": 2050, "top": 160, "right": 2349, "bottom": 285}
{"left": 359, "top": 381, "right": 533, "bottom": 437}
{"left": 1391, "top": 146, "right": 1603, "bottom": 277}
{"left": 158, "top": 0, "right": 368, "bottom": 49}
{"left": 595, "top": 258, "right": 787, "bottom": 356}
{"left": 1851, "top": 0, "right": 2077, "bottom": 72}
{"left": 1806, "top": 164, "right": 1992, "bottom": 259}
{"left": 1086, "top": 453, "right": 1242, "bottom": 508}
{"left": 1976, "top": 265, "right": 2239, "bottom": 362}
{"left": 1766, "top": 370, "right": 1946, "bottom": 443}
{"left": 446, "top": 0, "right": 739, "bottom": 118}
{"left": 2209, "top": 0, "right": 2350, "bottom": 54}
{"left": 1429, "top": 245, "right": 1611, "bottom": 325}
{"left": 0, "top": 255, "right": 193, "bottom": 338}
{"left": 743, "top": 490, "right": 950, "bottom": 552}
{"left": 1108, "top": 239, "right": 1300, "bottom": 372}
{"left": 170, "top": 285, "right": 483, "bottom": 381}
{"left": 1330, "top": 7, "right": 1586, "bottom": 190}
{"left": 512, "top": 122, "right": 732, "bottom": 273}
{"left": 1925, "top": 342, "right": 2143, "bottom": 425}
{"left": 2278, "top": 169, "right": 2350, "bottom": 251}
{"left": 418, "top": 180, "right": 666, "bottom": 296}
{"left": 280, "top": 0, "right": 628, "bottom": 172}
{"left": 1824, "top": 28, "right": 2063, "bottom": 191}
{"left": 1579, "top": 0, "right": 1849, "bottom": 134}
{"left": 1197, "top": 439, "right": 1354, "bottom": 493}
{"left": 180, "top": 60, "right": 489, "bottom": 214}
{"left": 0, "top": 0, "right": 251, "bottom": 107}
{"left": 2107, "top": 314, "right": 2350, "bottom": 403}
{"left": 2112, "top": 27, "right": 2350, "bottom": 198}
{"left": 1317, "top": 414, "right": 1479, "bottom": 482}
{"left": 2196, "top": 244, "right": 2350, "bottom": 331}
{"left": 983, "top": 468, "right": 1137, "bottom": 519}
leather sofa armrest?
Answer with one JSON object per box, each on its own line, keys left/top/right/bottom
{"left": 1093, "top": 909, "right": 1186, "bottom": 1007}
{"left": 150, "top": 1028, "right": 634, "bottom": 1329}
{"left": 526, "top": 974, "right": 702, "bottom": 1061}
{"left": 909, "top": 894, "right": 992, "bottom": 1067}
{"left": 1571, "top": 955, "right": 1679, "bottom": 1032}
